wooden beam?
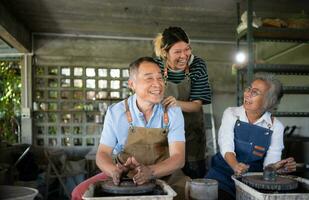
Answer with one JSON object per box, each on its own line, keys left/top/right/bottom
{"left": 0, "top": 2, "right": 31, "bottom": 53}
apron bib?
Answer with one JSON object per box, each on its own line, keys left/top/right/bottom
{"left": 164, "top": 64, "right": 206, "bottom": 162}
{"left": 206, "top": 119, "right": 273, "bottom": 197}
{"left": 117, "top": 99, "right": 189, "bottom": 200}
{"left": 117, "top": 126, "right": 169, "bottom": 165}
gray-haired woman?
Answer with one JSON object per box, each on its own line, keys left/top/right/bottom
{"left": 206, "top": 73, "right": 296, "bottom": 200}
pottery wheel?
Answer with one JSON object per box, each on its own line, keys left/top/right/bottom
{"left": 100, "top": 178, "right": 156, "bottom": 195}
{"left": 242, "top": 175, "right": 298, "bottom": 191}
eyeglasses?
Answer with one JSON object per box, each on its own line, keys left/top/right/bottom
{"left": 244, "top": 86, "right": 262, "bottom": 97}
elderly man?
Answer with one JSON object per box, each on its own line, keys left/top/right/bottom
{"left": 72, "top": 57, "right": 187, "bottom": 200}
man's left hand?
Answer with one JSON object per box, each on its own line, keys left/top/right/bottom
{"left": 131, "top": 157, "right": 154, "bottom": 185}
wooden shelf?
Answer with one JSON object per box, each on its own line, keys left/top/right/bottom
{"left": 273, "top": 112, "right": 309, "bottom": 117}
{"left": 238, "top": 27, "right": 309, "bottom": 42}
{"left": 240, "top": 64, "right": 309, "bottom": 75}
{"left": 283, "top": 86, "right": 309, "bottom": 94}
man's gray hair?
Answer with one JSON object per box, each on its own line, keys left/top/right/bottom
{"left": 252, "top": 73, "right": 283, "bottom": 112}
{"left": 128, "top": 57, "right": 159, "bottom": 80}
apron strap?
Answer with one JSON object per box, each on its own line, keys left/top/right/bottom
{"left": 238, "top": 113, "right": 274, "bottom": 130}
{"left": 163, "top": 106, "right": 169, "bottom": 131}
{"left": 268, "top": 115, "right": 274, "bottom": 129}
{"left": 163, "top": 62, "right": 190, "bottom": 83}
{"left": 124, "top": 98, "right": 169, "bottom": 131}
{"left": 124, "top": 99, "right": 133, "bottom": 128}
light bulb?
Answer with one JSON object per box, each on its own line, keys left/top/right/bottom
{"left": 235, "top": 52, "right": 246, "bottom": 64}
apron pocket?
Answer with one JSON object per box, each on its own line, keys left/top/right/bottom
{"left": 234, "top": 139, "right": 252, "bottom": 163}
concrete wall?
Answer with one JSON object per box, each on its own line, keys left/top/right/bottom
{"left": 33, "top": 35, "right": 309, "bottom": 138}
{"left": 33, "top": 34, "right": 238, "bottom": 131}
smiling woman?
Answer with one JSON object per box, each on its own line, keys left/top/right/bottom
{"left": 243, "top": 79, "right": 270, "bottom": 119}
{"left": 244, "top": 73, "right": 284, "bottom": 116}
{"left": 205, "top": 73, "right": 296, "bottom": 200}
{"left": 153, "top": 26, "right": 212, "bottom": 179}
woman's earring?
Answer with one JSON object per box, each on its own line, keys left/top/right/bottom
{"left": 162, "top": 50, "right": 167, "bottom": 58}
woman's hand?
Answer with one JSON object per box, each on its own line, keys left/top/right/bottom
{"left": 161, "top": 96, "right": 178, "bottom": 108}
{"left": 224, "top": 152, "right": 249, "bottom": 176}
{"left": 233, "top": 162, "right": 249, "bottom": 176}
{"left": 274, "top": 157, "right": 296, "bottom": 174}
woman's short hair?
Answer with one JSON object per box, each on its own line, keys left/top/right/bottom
{"left": 153, "top": 26, "right": 189, "bottom": 58}
{"left": 252, "top": 73, "right": 283, "bottom": 112}
{"left": 128, "top": 56, "right": 159, "bottom": 80}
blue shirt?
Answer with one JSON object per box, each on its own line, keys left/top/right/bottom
{"left": 100, "top": 94, "right": 185, "bottom": 154}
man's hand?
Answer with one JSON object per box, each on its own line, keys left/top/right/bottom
{"left": 111, "top": 157, "right": 136, "bottom": 185}
{"left": 233, "top": 162, "right": 249, "bottom": 176}
{"left": 161, "top": 96, "right": 178, "bottom": 108}
{"left": 273, "top": 157, "right": 296, "bottom": 174}
{"left": 131, "top": 157, "right": 154, "bottom": 185}
{"left": 110, "top": 167, "right": 123, "bottom": 185}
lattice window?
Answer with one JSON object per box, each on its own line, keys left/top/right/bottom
{"left": 33, "top": 66, "right": 130, "bottom": 147}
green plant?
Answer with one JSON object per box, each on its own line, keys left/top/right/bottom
{"left": 0, "top": 60, "right": 21, "bottom": 144}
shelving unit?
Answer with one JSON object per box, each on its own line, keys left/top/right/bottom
{"left": 236, "top": 3, "right": 309, "bottom": 177}
{"left": 236, "top": 1, "right": 309, "bottom": 119}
